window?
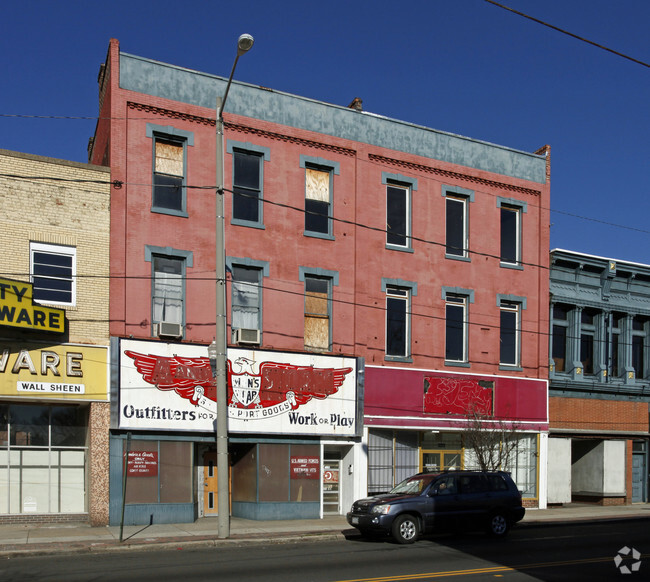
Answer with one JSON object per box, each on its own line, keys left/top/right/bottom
{"left": 551, "top": 304, "right": 570, "bottom": 373}
{"left": 147, "top": 124, "right": 193, "bottom": 216}
{"left": 443, "top": 288, "right": 473, "bottom": 364}
{"left": 499, "top": 298, "right": 522, "bottom": 367}
{"left": 383, "top": 280, "right": 416, "bottom": 360}
{"left": 301, "top": 156, "right": 339, "bottom": 239}
{"left": 580, "top": 309, "right": 597, "bottom": 375}
{"left": 152, "top": 256, "right": 184, "bottom": 326}
{"left": 383, "top": 173, "right": 416, "bottom": 251}
{"left": 610, "top": 312, "right": 624, "bottom": 378}
{"left": 304, "top": 275, "right": 331, "bottom": 351}
{"left": 30, "top": 242, "right": 76, "bottom": 306}
{"left": 498, "top": 198, "right": 526, "bottom": 267}
{"left": 632, "top": 316, "right": 646, "bottom": 379}
{"left": 442, "top": 185, "right": 473, "bottom": 259}
{"left": 153, "top": 138, "right": 184, "bottom": 211}
{"left": 0, "top": 403, "right": 88, "bottom": 514}
{"left": 231, "top": 265, "right": 262, "bottom": 331}
{"left": 229, "top": 142, "right": 270, "bottom": 227}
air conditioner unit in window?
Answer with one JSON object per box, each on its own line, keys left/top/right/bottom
{"left": 233, "top": 328, "right": 261, "bottom": 345}
{"left": 155, "top": 321, "right": 183, "bottom": 339}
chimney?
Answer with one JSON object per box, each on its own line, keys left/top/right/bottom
{"left": 348, "top": 97, "right": 363, "bottom": 111}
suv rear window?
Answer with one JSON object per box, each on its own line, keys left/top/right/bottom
{"left": 486, "top": 474, "right": 509, "bottom": 491}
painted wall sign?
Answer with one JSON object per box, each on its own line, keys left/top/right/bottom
{"left": 126, "top": 451, "right": 158, "bottom": 477}
{"left": 119, "top": 339, "right": 359, "bottom": 436}
{"left": 0, "top": 277, "right": 65, "bottom": 333}
{"left": 424, "top": 376, "right": 493, "bottom": 416}
{"left": 0, "top": 341, "right": 109, "bottom": 402}
{"left": 290, "top": 456, "right": 320, "bottom": 479}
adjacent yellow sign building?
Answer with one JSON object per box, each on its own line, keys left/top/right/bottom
{"left": 0, "top": 277, "right": 65, "bottom": 333}
{"left": 0, "top": 341, "right": 108, "bottom": 401}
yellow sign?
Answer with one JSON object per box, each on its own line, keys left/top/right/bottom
{"left": 0, "top": 278, "right": 65, "bottom": 333}
{"left": 0, "top": 342, "right": 108, "bottom": 401}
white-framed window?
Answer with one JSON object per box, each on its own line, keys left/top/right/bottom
{"left": 231, "top": 265, "right": 262, "bottom": 331}
{"left": 498, "top": 197, "right": 526, "bottom": 267}
{"left": 30, "top": 242, "right": 76, "bottom": 306}
{"left": 442, "top": 185, "right": 474, "bottom": 260}
{"left": 443, "top": 287, "right": 473, "bottom": 364}
{"left": 498, "top": 295, "right": 526, "bottom": 367}
{"left": 383, "top": 173, "right": 417, "bottom": 251}
{"left": 228, "top": 142, "right": 270, "bottom": 227}
{"left": 383, "top": 278, "right": 417, "bottom": 361}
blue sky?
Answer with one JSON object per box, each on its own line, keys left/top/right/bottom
{"left": 2, "top": 0, "right": 649, "bottom": 264}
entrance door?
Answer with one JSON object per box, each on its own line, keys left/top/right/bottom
{"left": 322, "top": 460, "right": 341, "bottom": 514}
{"left": 203, "top": 452, "right": 219, "bottom": 516}
{"left": 421, "top": 450, "right": 462, "bottom": 473}
{"left": 632, "top": 452, "right": 646, "bottom": 502}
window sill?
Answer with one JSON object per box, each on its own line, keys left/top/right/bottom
{"left": 445, "top": 253, "right": 471, "bottom": 262}
{"left": 444, "top": 360, "right": 470, "bottom": 368}
{"left": 499, "top": 364, "right": 523, "bottom": 372}
{"left": 151, "top": 206, "right": 189, "bottom": 218}
{"left": 386, "top": 244, "right": 414, "bottom": 254}
{"left": 500, "top": 261, "right": 523, "bottom": 271}
{"left": 231, "top": 219, "right": 266, "bottom": 230}
{"left": 304, "top": 231, "right": 335, "bottom": 241}
{"left": 385, "top": 355, "right": 413, "bottom": 363}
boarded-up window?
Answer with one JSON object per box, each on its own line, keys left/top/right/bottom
{"left": 153, "top": 138, "right": 184, "bottom": 211}
{"left": 305, "top": 167, "right": 330, "bottom": 234}
{"left": 304, "top": 276, "right": 330, "bottom": 351}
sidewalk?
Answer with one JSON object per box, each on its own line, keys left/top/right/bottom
{"left": 0, "top": 504, "right": 648, "bottom": 557}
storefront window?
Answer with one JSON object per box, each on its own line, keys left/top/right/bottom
{"left": 368, "top": 429, "right": 418, "bottom": 494}
{"left": 504, "top": 434, "right": 538, "bottom": 498}
{"left": 123, "top": 439, "right": 193, "bottom": 504}
{"left": 0, "top": 403, "right": 88, "bottom": 514}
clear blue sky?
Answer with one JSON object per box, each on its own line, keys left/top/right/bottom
{"left": 2, "top": 0, "right": 649, "bottom": 264}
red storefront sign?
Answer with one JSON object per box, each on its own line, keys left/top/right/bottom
{"left": 126, "top": 451, "right": 158, "bottom": 476}
{"left": 290, "top": 456, "right": 320, "bottom": 479}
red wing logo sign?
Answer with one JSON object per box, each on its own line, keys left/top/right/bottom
{"left": 423, "top": 376, "right": 493, "bottom": 416}
{"left": 125, "top": 351, "right": 353, "bottom": 422}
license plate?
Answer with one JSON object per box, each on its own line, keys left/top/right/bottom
{"left": 351, "top": 517, "right": 359, "bottom": 524}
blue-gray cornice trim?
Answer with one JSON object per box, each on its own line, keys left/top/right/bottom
{"left": 120, "top": 52, "right": 548, "bottom": 184}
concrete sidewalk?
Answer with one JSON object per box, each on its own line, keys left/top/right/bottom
{"left": 0, "top": 504, "right": 648, "bottom": 557}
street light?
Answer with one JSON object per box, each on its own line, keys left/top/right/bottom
{"left": 213, "top": 32, "right": 254, "bottom": 539}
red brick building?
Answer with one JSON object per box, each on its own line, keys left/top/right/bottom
{"left": 90, "top": 38, "right": 551, "bottom": 524}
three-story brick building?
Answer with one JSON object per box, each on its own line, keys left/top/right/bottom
{"left": 89, "top": 38, "right": 551, "bottom": 525}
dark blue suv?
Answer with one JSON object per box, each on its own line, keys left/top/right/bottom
{"left": 347, "top": 471, "right": 525, "bottom": 544}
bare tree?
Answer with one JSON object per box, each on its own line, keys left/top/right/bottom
{"left": 461, "top": 404, "right": 521, "bottom": 472}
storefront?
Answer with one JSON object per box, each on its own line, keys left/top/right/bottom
{"left": 109, "top": 338, "right": 364, "bottom": 525}
{"left": 364, "top": 366, "right": 548, "bottom": 508}
{"left": 0, "top": 278, "right": 109, "bottom": 520}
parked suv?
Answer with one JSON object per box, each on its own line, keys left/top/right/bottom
{"left": 347, "top": 470, "right": 525, "bottom": 544}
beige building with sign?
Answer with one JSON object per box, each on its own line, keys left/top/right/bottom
{"left": 0, "top": 149, "right": 110, "bottom": 525}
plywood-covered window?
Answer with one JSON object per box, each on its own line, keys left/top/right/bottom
{"left": 153, "top": 138, "right": 184, "bottom": 212}
{"left": 305, "top": 167, "right": 331, "bottom": 235}
{"left": 304, "top": 275, "right": 330, "bottom": 351}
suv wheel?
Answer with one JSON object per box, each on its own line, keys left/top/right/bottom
{"left": 392, "top": 514, "right": 419, "bottom": 544}
{"left": 486, "top": 512, "right": 510, "bottom": 537}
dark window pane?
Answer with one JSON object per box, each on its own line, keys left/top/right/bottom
{"left": 153, "top": 173, "right": 183, "bottom": 210}
{"left": 552, "top": 325, "right": 567, "bottom": 372}
{"left": 632, "top": 335, "right": 644, "bottom": 378}
{"left": 500, "top": 207, "right": 517, "bottom": 263}
{"left": 387, "top": 296, "right": 407, "bottom": 357}
{"left": 387, "top": 186, "right": 407, "bottom": 246}
{"left": 611, "top": 333, "right": 620, "bottom": 376}
{"left": 233, "top": 188, "right": 259, "bottom": 222}
{"left": 305, "top": 199, "right": 329, "bottom": 234}
{"left": 51, "top": 406, "right": 87, "bottom": 446}
{"left": 446, "top": 303, "right": 465, "bottom": 361}
{"left": 500, "top": 309, "right": 517, "bottom": 365}
{"left": 233, "top": 151, "right": 260, "bottom": 189}
{"left": 10, "top": 405, "right": 49, "bottom": 446}
{"left": 446, "top": 198, "right": 465, "bottom": 256}
{"left": 580, "top": 333, "right": 594, "bottom": 375}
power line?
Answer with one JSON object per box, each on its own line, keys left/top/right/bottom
{"left": 2, "top": 171, "right": 649, "bottom": 275}
{"left": 485, "top": 0, "right": 650, "bottom": 69}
